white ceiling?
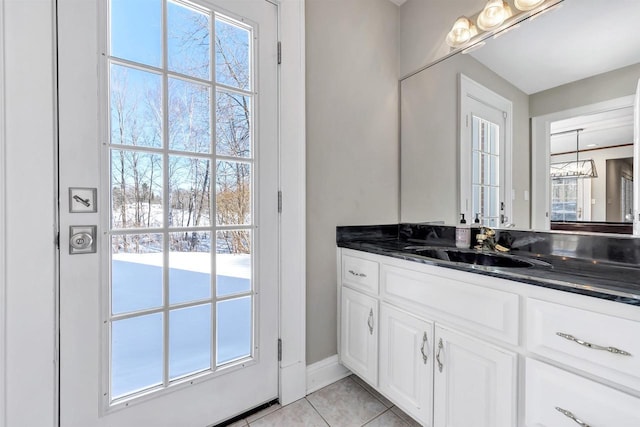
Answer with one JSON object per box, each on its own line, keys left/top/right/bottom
{"left": 550, "top": 106, "right": 634, "bottom": 154}
{"left": 388, "top": 0, "right": 407, "bottom": 6}
{"left": 470, "top": 0, "right": 640, "bottom": 95}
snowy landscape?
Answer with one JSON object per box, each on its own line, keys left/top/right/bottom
{"left": 111, "top": 251, "right": 252, "bottom": 398}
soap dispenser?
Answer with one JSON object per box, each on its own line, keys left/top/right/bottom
{"left": 471, "top": 213, "right": 481, "bottom": 248}
{"left": 456, "top": 213, "right": 470, "bottom": 249}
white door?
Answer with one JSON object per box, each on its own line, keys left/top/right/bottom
{"left": 58, "top": 0, "right": 279, "bottom": 425}
{"left": 633, "top": 78, "right": 639, "bottom": 235}
{"left": 379, "top": 303, "right": 433, "bottom": 427}
{"left": 340, "top": 286, "right": 378, "bottom": 386}
{"left": 460, "top": 75, "right": 513, "bottom": 228}
{"left": 433, "top": 325, "right": 516, "bottom": 427}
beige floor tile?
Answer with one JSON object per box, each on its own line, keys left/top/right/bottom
{"left": 390, "top": 406, "right": 423, "bottom": 427}
{"left": 350, "top": 375, "right": 393, "bottom": 408}
{"left": 364, "top": 409, "right": 410, "bottom": 427}
{"left": 249, "top": 399, "right": 328, "bottom": 427}
{"left": 245, "top": 402, "right": 282, "bottom": 423}
{"left": 307, "top": 377, "right": 387, "bottom": 427}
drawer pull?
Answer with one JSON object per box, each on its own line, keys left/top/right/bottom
{"left": 420, "top": 332, "right": 429, "bottom": 364}
{"left": 367, "top": 309, "right": 374, "bottom": 335}
{"left": 556, "top": 332, "right": 632, "bottom": 356}
{"left": 555, "top": 407, "right": 591, "bottom": 427}
{"left": 436, "top": 338, "right": 444, "bottom": 373}
{"left": 348, "top": 269, "right": 367, "bottom": 278}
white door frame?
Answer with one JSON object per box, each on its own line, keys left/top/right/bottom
{"left": 1, "top": 0, "right": 306, "bottom": 425}
{"left": 531, "top": 95, "right": 635, "bottom": 231}
{"left": 277, "top": 0, "right": 307, "bottom": 405}
{"left": 0, "top": 0, "right": 7, "bottom": 424}
{"left": 459, "top": 74, "right": 514, "bottom": 227}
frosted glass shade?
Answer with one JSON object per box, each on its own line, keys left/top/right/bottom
{"left": 514, "top": 0, "right": 545, "bottom": 11}
{"left": 477, "top": 0, "right": 511, "bottom": 31}
{"left": 446, "top": 17, "right": 477, "bottom": 47}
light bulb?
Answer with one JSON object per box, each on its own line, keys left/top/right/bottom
{"left": 446, "top": 17, "right": 477, "bottom": 48}
{"left": 477, "top": 0, "right": 508, "bottom": 31}
{"left": 514, "top": 0, "right": 545, "bottom": 11}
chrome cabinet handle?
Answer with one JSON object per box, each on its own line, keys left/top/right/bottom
{"left": 367, "top": 309, "right": 374, "bottom": 335}
{"left": 348, "top": 269, "right": 367, "bottom": 278}
{"left": 555, "top": 407, "right": 591, "bottom": 427}
{"left": 556, "top": 332, "right": 632, "bottom": 356}
{"left": 436, "top": 338, "right": 444, "bottom": 372}
{"left": 420, "top": 332, "right": 428, "bottom": 364}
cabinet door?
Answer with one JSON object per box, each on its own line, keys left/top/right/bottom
{"left": 379, "top": 303, "right": 434, "bottom": 427}
{"left": 433, "top": 325, "right": 516, "bottom": 427}
{"left": 340, "top": 286, "right": 378, "bottom": 385}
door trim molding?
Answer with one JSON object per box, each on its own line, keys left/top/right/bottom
{"left": 0, "top": 0, "right": 7, "bottom": 424}
{"left": 306, "top": 355, "right": 350, "bottom": 394}
{"left": 278, "top": 0, "right": 307, "bottom": 405}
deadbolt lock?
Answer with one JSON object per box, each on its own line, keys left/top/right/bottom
{"left": 69, "top": 225, "right": 97, "bottom": 254}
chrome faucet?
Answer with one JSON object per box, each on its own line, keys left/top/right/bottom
{"left": 474, "top": 226, "right": 509, "bottom": 252}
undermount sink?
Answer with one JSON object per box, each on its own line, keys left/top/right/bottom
{"left": 403, "top": 246, "right": 548, "bottom": 269}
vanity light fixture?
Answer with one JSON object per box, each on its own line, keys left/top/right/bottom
{"left": 446, "top": 0, "right": 561, "bottom": 51}
{"left": 446, "top": 16, "right": 478, "bottom": 48}
{"left": 549, "top": 129, "right": 598, "bottom": 179}
{"left": 477, "top": 0, "right": 513, "bottom": 31}
{"left": 514, "top": 0, "right": 545, "bottom": 11}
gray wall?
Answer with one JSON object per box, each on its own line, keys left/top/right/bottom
{"left": 606, "top": 157, "right": 634, "bottom": 222}
{"left": 305, "top": 0, "right": 400, "bottom": 364}
{"left": 530, "top": 63, "right": 640, "bottom": 117}
{"left": 400, "top": 53, "right": 531, "bottom": 228}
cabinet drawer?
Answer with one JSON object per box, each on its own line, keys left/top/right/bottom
{"left": 526, "top": 358, "right": 640, "bottom": 427}
{"left": 382, "top": 264, "right": 519, "bottom": 345}
{"left": 526, "top": 298, "right": 640, "bottom": 391}
{"left": 342, "top": 253, "right": 379, "bottom": 294}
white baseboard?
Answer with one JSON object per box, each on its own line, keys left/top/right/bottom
{"left": 306, "top": 355, "right": 351, "bottom": 394}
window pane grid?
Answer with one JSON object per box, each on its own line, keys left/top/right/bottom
{"left": 471, "top": 116, "right": 501, "bottom": 224}
{"left": 551, "top": 178, "right": 578, "bottom": 221}
{"left": 108, "top": 0, "right": 256, "bottom": 402}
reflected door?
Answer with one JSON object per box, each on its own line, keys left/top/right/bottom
{"left": 459, "top": 75, "right": 512, "bottom": 228}
{"left": 634, "top": 78, "right": 640, "bottom": 235}
{"left": 59, "top": 0, "right": 279, "bottom": 425}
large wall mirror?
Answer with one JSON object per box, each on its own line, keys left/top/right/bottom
{"left": 400, "top": 0, "right": 640, "bottom": 235}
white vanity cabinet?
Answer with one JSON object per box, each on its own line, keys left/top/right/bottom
{"left": 339, "top": 248, "right": 518, "bottom": 427}
{"left": 338, "top": 247, "right": 640, "bottom": 427}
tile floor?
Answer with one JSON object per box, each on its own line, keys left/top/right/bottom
{"left": 225, "top": 375, "right": 422, "bottom": 427}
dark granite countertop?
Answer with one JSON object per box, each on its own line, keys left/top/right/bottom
{"left": 337, "top": 224, "right": 640, "bottom": 306}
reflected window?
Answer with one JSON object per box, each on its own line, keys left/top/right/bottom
{"left": 551, "top": 177, "right": 591, "bottom": 221}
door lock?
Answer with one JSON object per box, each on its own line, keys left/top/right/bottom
{"left": 69, "top": 225, "right": 97, "bottom": 254}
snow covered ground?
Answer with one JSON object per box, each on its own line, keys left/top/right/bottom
{"left": 110, "top": 252, "right": 252, "bottom": 398}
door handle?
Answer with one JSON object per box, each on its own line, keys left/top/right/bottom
{"left": 420, "top": 332, "right": 429, "bottom": 364}
{"left": 436, "top": 338, "right": 444, "bottom": 373}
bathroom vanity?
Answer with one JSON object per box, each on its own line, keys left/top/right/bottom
{"left": 337, "top": 224, "right": 640, "bottom": 427}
